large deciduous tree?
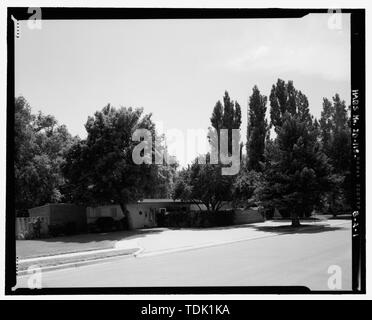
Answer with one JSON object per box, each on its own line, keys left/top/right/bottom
{"left": 14, "top": 96, "right": 76, "bottom": 215}
{"left": 62, "top": 104, "right": 167, "bottom": 221}
{"left": 172, "top": 154, "right": 234, "bottom": 213}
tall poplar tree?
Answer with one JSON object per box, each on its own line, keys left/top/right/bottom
{"left": 246, "top": 85, "right": 267, "bottom": 171}
{"left": 210, "top": 91, "right": 242, "bottom": 156}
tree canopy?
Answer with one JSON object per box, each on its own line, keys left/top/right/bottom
{"left": 62, "top": 104, "right": 175, "bottom": 216}
{"left": 260, "top": 113, "right": 335, "bottom": 226}
{"left": 14, "top": 97, "right": 77, "bottom": 215}
{"left": 172, "top": 154, "right": 234, "bottom": 213}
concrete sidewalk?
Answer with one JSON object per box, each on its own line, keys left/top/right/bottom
{"left": 18, "top": 219, "right": 350, "bottom": 274}
{"left": 120, "top": 219, "right": 350, "bottom": 257}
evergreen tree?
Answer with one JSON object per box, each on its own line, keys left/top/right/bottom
{"left": 263, "top": 80, "right": 338, "bottom": 226}
{"left": 260, "top": 114, "right": 335, "bottom": 226}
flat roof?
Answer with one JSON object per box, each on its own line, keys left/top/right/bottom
{"left": 138, "top": 199, "right": 199, "bottom": 204}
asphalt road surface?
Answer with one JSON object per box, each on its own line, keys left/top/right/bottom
{"left": 17, "top": 222, "right": 352, "bottom": 291}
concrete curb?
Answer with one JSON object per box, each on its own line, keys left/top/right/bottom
{"left": 17, "top": 247, "right": 143, "bottom": 276}
{"left": 19, "top": 247, "right": 126, "bottom": 263}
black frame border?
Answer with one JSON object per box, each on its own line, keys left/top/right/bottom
{"left": 6, "top": 7, "right": 366, "bottom": 296}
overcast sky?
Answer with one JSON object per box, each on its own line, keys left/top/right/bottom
{"left": 15, "top": 13, "right": 351, "bottom": 166}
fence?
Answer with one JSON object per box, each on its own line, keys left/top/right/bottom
{"left": 16, "top": 216, "right": 50, "bottom": 240}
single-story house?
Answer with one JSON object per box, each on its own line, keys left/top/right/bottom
{"left": 86, "top": 199, "right": 254, "bottom": 230}
{"left": 86, "top": 203, "right": 157, "bottom": 230}
{"left": 87, "top": 199, "right": 200, "bottom": 230}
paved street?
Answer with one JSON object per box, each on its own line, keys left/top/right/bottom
{"left": 17, "top": 222, "right": 351, "bottom": 291}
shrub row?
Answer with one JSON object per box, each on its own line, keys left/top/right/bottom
{"left": 158, "top": 210, "right": 235, "bottom": 228}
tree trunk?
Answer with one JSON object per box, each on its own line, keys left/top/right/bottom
{"left": 331, "top": 193, "right": 337, "bottom": 218}
{"left": 203, "top": 204, "right": 211, "bottom": 227}
{"left": 119, "top": 202, "right": 132, "bottom": 230}
{"left": 192, "top": 199, "right": 202, "bottom": 212}
{"left": 291, "top": 210, "right": 301, "bottom": 227}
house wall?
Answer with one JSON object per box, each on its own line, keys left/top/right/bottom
{"left": 86, "top": 205, "right": 125, "bottom": 224}
{"left": 49, "top": 204, "right": 87, "bottom": 230}
{"left": 28, "top": 205, "right": 50, "bottom": 219}
{"left": 126, "top": 203, "right": 158, "bottom": 229}
{"left": 29, "top": 204, "right": 87, "bottom": 231}
{"left": 86, "top": 203, "right": 169, "bottom": 230}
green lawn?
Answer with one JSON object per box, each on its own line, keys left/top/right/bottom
{"left": 16, "top": 229, "right": 158, "bottom": 259}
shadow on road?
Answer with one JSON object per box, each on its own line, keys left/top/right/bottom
{"left": 328, "top": 215, "right": 352, "bottom": 220}
{"left": 251, "top": 224, "right": 347, "bottom": 235}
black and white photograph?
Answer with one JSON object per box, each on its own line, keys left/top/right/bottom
{"left": 2, "top": 3, "right": 366, "bottom": 299}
